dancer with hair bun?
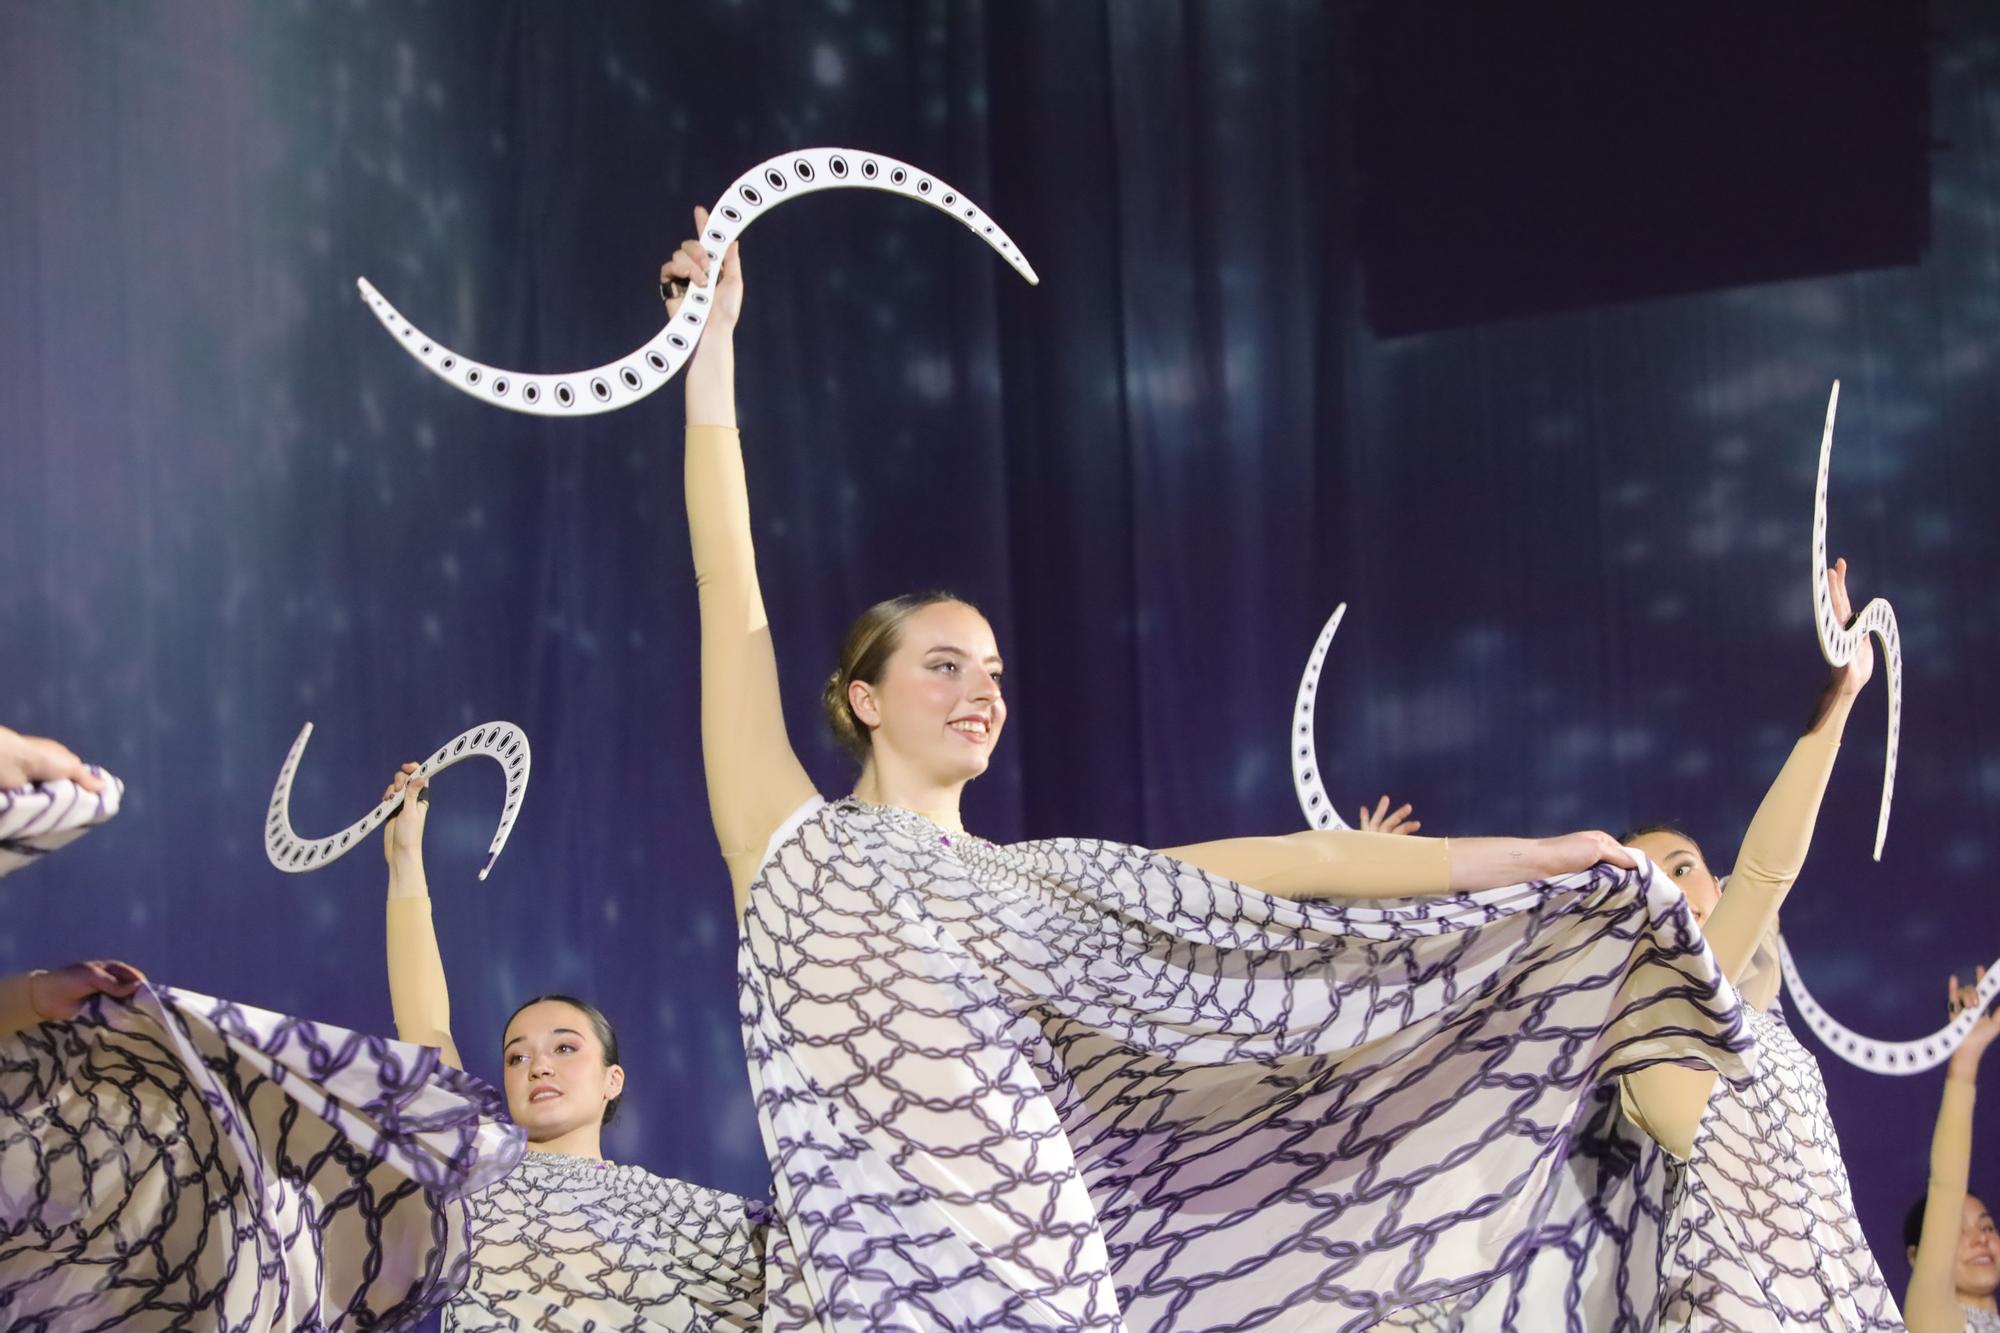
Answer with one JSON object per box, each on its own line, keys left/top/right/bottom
{"left": 667, "top": 210, "right": 1751, "bottom": 1330}
{"left": 379, "top": 763, "right": 775, "bottom": 1331}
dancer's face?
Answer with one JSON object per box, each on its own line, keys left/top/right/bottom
{"left": 1628, "top": 831, "right": 1721, "bottom": 927}
{"left": 852, "top": 601, "right": 1006, "bottom": 786}
{"left": 500, "top": 1000, "right": 624, "bottom": 1143}
{"left": 1958, "top": 1194, "right": 2000, "bottom": 1296}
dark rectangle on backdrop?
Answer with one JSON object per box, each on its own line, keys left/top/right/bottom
{"left": 1354, "top": 0, "right": 1932, "bottom": 336}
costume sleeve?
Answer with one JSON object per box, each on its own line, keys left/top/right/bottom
{"left": 0, "top": 973, "right": 41, "bottom": 1039}
{"left": 1705, "top": 732, "right": 1840, "bottom": 984}
{"left": 386, "top": 895, "right": 464, "bottom": 1070}
{"left": 686, "top": 424, "right": 820, "bottom": 908}
{"left": 1157, "top": 830, "right": 1453, "bottom": 898}
{"left": 1621, "top": 732, "right": 1842, "bottom": 1159}
{"left": 1906, "top": 1077, "right": 1976, "bottom": 1333}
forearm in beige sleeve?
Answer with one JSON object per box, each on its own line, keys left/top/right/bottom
{"left": 1907, "top": 1078, "right": 1977, "bottom": 1333}
{"left": 1705, "top": 732, "right": 1840, "bottom": 983}
{"left": 386, "top": 895, "right": 464, "bottom": 1070}
{"left": 1158, "top": 830, "right": 1453, "bottom": 899}
{"left": 686, "top": 424, "right": 819, "bottom": 906}
{"left": 0, "top": 972, "right": 43, "bottom": 1039}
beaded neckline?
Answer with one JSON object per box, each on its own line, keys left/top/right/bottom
{"left": 846, "top": 797, "right": 990, "bottom": 850}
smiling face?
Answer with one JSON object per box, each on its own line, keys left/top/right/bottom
{"left": 1958, "top": 1195, "right": 2000, "bottom": 1297}
{"left": 847, "top": 600, "right": 1007, "bottom": 788}
{"left": 500, "top": 999, "right": 624, "bottom": 1144}
{"left": 1629, "top": 830, "right": 1722, "bottom": 927}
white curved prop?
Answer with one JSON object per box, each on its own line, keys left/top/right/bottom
{"left": 1291, "top": 603, "right": 1354, "bottom": 831}
{"left": 1780, "top": 937, "right": 1999, "bottom": 1075}
{"left": 359, "top": 147, "right": 1039, "bottom": 417}
{"left": 1811, "top": 380, "right": 1902, "bottom": 860}
{"left": 265, "top": 721, "right": 530, "bottom": 881}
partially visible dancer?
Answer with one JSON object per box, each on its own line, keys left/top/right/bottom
{"left": 669, "top": 213, "right": 1752, "bottom": 1331}
{"left": 1616, "top": 558, "right": 1900, "bottom": 1330}
{"left": 380, "top": 764, "right": 773, "bottom": 1331}
{"left": 1904, "top": 971, "right": 2000, "bottom": 1333}
{"left": 0, "top": 728, "right": 520, "bottom": 1329}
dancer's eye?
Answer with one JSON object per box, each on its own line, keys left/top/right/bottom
{"left": 930, "top": 660, "right": 957, "bottom": 675}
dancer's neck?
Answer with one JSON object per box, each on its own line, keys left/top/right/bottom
{"left": 852, "top": 764, "right": 965, "bottom": 834}
{"left": 529, "top": 1122, "right": 604, "bottom": 1160}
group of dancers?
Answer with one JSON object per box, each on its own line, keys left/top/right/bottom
{"left": 0, "top": 210, "right": 1991, "bottom": 1332}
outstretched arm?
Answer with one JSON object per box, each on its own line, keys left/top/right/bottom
{"left": 672, "top": 211, "right": 818, "bottom": 914}
{"left": 1159, "top": 826, "right": 1635, "bottom": 900}
{"left": 382, "top": 765, "right": 463, "bottom": 1070}
{"left": 1906, "top": 975, "right": 1999, "bottom": 1333}
{"left": 0, "top": 960, "right": 145, "bottom": 1038}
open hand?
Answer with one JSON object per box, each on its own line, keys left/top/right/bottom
{"left": 1357, "top": 796, "right": 1420, "bottom": 836}
{"left": 29, "top": 960, "right": 145, "bottom": 1021}
{"left": 0, "top": 726, "right": 106, "bottom": 794}
{"left": 661, "top": 206, "right": 743, "bottom": 336}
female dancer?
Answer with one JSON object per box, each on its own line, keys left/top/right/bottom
{"left": 1614, "top": 563, "right": 1900, "bottom": 1330}
{"left": 379, "top": 763, "right": 773, "bottom": 1331}
{"left": 667, "top": 212, "right": 1752, "bottom": 1330}
{"left": 1904, "top": 971, "right": 2000, "bottom": 1333}
{"left": 1, "top": 730, "right": 517, "bottom": 1329}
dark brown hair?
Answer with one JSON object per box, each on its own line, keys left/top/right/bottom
{"left": 504, "top": 994, "right": 623, "bottom": 1126}
{"left": 822, "top": 591, "right": 975, "bottom": 764}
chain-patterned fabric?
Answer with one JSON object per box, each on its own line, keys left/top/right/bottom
{"left": 1966, "top": 1307, "right": 2000, "bottom": 1333}
{"left": 740, "top": 798, "right": 1753, "bottom": 1332}
{"left": 0, "top": 983, "right": 524, "bottom": 1330}
{"left": 0, "top": 774, "right": 122, "bottom": 879}
{"left": 445, "top": 1150, "right": 773, "bottom": 1331}
{"left": 1659, "top": 1003, "right": 1900, "bottom": 1330}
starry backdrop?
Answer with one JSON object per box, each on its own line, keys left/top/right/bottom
{"left": 3, "top": 0, "right": 1998, "bottom": 1294}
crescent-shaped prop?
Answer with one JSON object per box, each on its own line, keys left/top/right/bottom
{"left": 1780, "top": 936, "right": 1999, "bottom": 1075}
{"left": 265, "top": 721, "right": 530, "bottom": 881}
{"left": 358, "top": 147, "right": 1039, "bottom": 417}
{"left": 1291, "top": 603, "right": 1354, "bottom": 831}
{"left": 1811, "top": 380, "right": 1902, "bottom": 860}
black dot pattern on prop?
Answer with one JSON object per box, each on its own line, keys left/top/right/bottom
{"left": 1780, "top": 936, "right": 2000, "bottom": 1075}
{"left": 1290, "top": 604, "right": 1353, "bottom": 832}
{"left": 0, "top": 984, "right": 523, "bottom": 1330}
{"left": 264, "top": 720, "right": 531, "bottom": 881}
{"left": 1657, "top": 1005, "right": 1900, "bottom": 1330}
{"left": 354, "top": 151, "right": 1037, "bottom": 421}
{"left": 741, "top": 798, "right": 1751, "bottom": 1331}
{"left": 445, "top": 1153, "right": 771, "bottom": 1332}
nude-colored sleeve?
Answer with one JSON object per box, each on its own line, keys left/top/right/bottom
{"left": 386, "top": 895, "right": 464, "bottom": 1070}
{"left": 1157, "top": 830, "right": 1453, "bottom": 898}
{"left": 686, "top": 424, "right": 819, "bottom": 909}
{"left": 1906, "top": 1077, "right": 1976, "bottom": 1333}
{"left": 1621, "top": 732, "right": 1842, "bottom": 1158}
{"left": 0, "top": 973, "right": 41, "bottom": 1039}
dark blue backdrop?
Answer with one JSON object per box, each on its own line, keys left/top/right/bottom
{"left": 5, "top": 0, "right": 1997, "bottom": 1297}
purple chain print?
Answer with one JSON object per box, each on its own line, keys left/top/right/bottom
{"left": 1656, "top": 1004, "right": 1899, "bottom": 1330}
{"left": 0, "top": 983, "right": 524, "bottom": 1330}
{"left": 739, "top": 798, "right": 1752, "bottom": 1332}
{"left": 0, "top": 773, "right": 123, "bottom": 879}
{"left": 446, "top": 1152, "right": 773, "bottom": 1332}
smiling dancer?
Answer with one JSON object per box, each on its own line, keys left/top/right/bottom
{"left": 1904, "top": 972, "right": 2000, "bottom": 1333}
{"left": 666, "top": 212, "right": 1751, "bottom": 1330}
{"left": 380, "top": 763, "right": 774, "bottom": 1331}
{"left": 0, "top": 726, "right": 519, "bottom": 1329}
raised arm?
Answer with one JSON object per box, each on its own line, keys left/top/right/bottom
{"left": 670, "top": 210, "right": 818, "bottom": 912}
{"left": 381, "top": 765, "right": 463, "bottom": 1070}
{"left": 1906, "top": 976, "right": 2000, "bottom": 1333}
{"left": 1623, "top": 558, "right": 1871, "bottom": 1157}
